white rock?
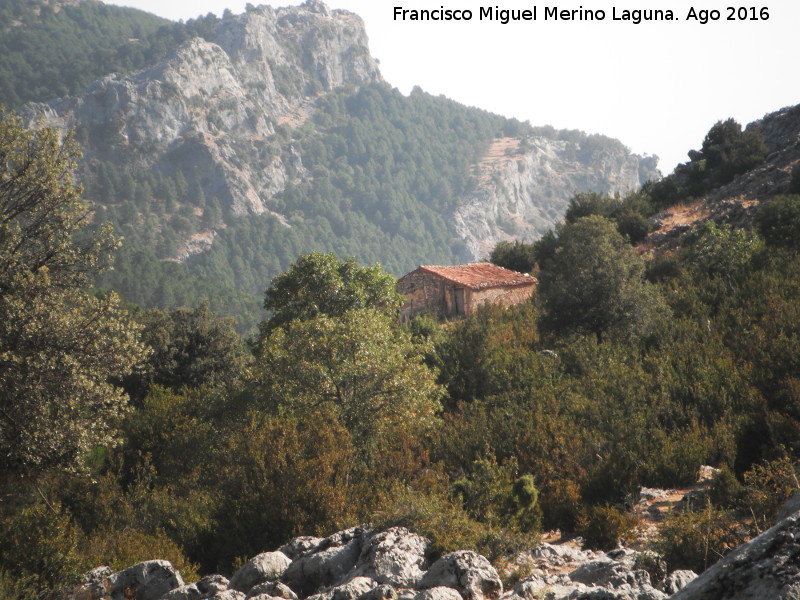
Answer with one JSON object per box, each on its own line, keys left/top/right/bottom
{"left": 351, "top": 527, "right": 430, "bottom": 587}
{"left": 419, "top": 551, "right": 502, "bottom": 600}
{"left": 229, "top": 552, "right": 292, "bottom": 592}
{"left": 108, "top": 560, "right": 184, "bottom": 600}
{"left": 283, "top": 526, "right": 371, "bottom": 596}
{"left": 670, "top": 511, "right": 800, "bottom": 598}
{"left": 659, "top": 571, "right": 697, "bottom": 595}
{"left": 414, "top": 587, "right": 464, "bottom": 600}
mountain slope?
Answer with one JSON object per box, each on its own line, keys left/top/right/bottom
{"left": 18, "top": 0, "right": 658, "bottom": 332}
{"left": 455, "top": 133, "right": 657, "bottom": 257}
{"left": 646, "top": 105, "right": 800, "bottom": 248}
{"left": 0, "top": 0, "right": 203, "bottom": 107}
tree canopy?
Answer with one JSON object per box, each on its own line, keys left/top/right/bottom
{"left": 0, "top": 1, "right": 226, "bottom": 108}
{"left": 0, "top": 112, "right": 144, "bottom": 476}
{"left": 536, "top": 215, "right": 667, "bottom": 341}
{"left": 262, "top": 251, "right": 402, "bottom": 334}
{"left": 125, "top": 302, "right": 251, "bottom": 401}
{"left": 755, "top": 194, "right": 800, "bottom": 250}
{"left": 700, "top": 118, "right": 767, "bottom": 186}
{"left": 644, "top": 118, "right": 768, "bottom": 209}
{"left": 489, "top": 240, "right": 537, "bottom": 273}
{"left": 255, "top": 308, "right": 442, "bottom": 449}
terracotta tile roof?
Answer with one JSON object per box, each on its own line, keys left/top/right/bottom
{"left": 415, "top": 263, "right": 536, "bottom": 290}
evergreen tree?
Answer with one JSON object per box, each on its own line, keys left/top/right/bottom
{"left": 262, "top": 252, "right": 402, "bottom": 334}
{"left": 537, "top": 215, "right": 668, "bottom": 341}
{"left": 489, "top": 240, "right": 537, "bottom": 273}
{"left": 0, "top": 113, "right": 145, "bottom": 476}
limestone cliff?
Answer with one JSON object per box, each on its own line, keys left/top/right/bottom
{"left": 23, "top": 0, "right": 381, "bottom": 217}
{"left": 454, "top": 136, "right": 659, "bottom": 259}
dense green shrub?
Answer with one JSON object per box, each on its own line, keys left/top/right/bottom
{"left": 755, "top": 194, "right": 800, "bottom": 249}
{"left": 633, "top": 553, "right": 667, "bottom": 589}
{"left": 741, "top": 456, "right": 800, "bottom": 530}
{"left": 642, "top": 119, "right": 766, "bottom": 210}
{"left": 83, "top": 527, "right": 200, "bottom": 583}
{"left": 616, "top": 210, "right": 652, "bottom": 244}
{"left": 790, "top": 164, "right": 800, "bottom": 194}
{"left": 536, "top": 215, "right": 668, "bottom": 342}
{"left": 0, "top": 501, "right": 83, "bottom": 597}
{"left": 126, "top": 303, "right": 252, "bottom": 401}
{"left": 204, "top": 408, "right": 360, "bottom": 573}
{"left": 700, "top": 119, "right": 767, "bottom": 186}
{"left": 577, "top": 505, "right": 638, "bottom": 551}
{"left": 561, "top": 191, "right": 654, "bottom": 244}
{"left": 489, "top": 240, "right": 537, "bottom": 273}
{"left": 708, "top": 466, "right": 744, "bottom": 509}
{"left": 373, "top": 480, "right": 493, "bottom": 561}
{"left": 374, "top": 477, "right": 537, "bottom": 562}
{"left": 452, "top": 457, "right": 542, "bottom": 534}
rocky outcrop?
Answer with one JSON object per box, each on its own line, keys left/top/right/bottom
{"left": 22, "top": 0, "right": 380, "bottom": 219}
{"left": 660, "top": 571, "right": 697, "bottom": 596}
{"left": 283, "top": 526, "right": 371, "bottom": 595}
{"left": 108, "top": 561, "right": 185, "bottom": 600}
{"left": 415, "top": 588, "right": 463, "bottom": 600}
{"left": 452, "top": 137, "right": 659, "bottom": 259}
{"left": 645, "top": 104, "right": 800, "bottom": 249}
{"left": 70, "top": 522, "right": 776, "bottom": 600}
{"left": 247, "top": 582, "right": 299, "bottom": 600}
{"left": 669, "top": 510, "right": 800, "bottom": 599}
{"left": 199, "top": 575, "right": 233, "bottom": 597}
{"left": 19, "top": 0, "right": 662, "bottom": 274}
{"left": 67, "top": 531, "right": 686, "bottom": 600}
{"left": 418, "top": 551, "right": 502, "bottom": 600}
{"left": 20, "top": 0, "right": 663, "bottom": 269}
{"left": 230, "top": 552, "right": 292, "bottom": 592}
{"left": 62, "top": 527, "right": 496, "bottom": 600}
{"left": 350, "top": 527, "right": 430, "bottom": 588}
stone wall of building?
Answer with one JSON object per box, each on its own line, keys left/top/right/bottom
{"left": 397, "top": 271, "right": 450, "bottom": 322}
{"left": 471, "top": 285, "right": 535, "bottom": 312}
{"left": 397, "top": 270, "right": 535, "bottom": 322}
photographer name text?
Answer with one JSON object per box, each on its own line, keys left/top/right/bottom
{"left": 392, "top": 6, "right": 771, "bottom": 25}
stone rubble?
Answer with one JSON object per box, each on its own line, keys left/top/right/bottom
{"left": 512, "top": 545, "right": 670, "bottom": 600}
{"left": 418, "top": 551, "right": 502, "bottom": 600}
{"left": 63, "top": 523, "right": 703, "bottom": 600}
{"left": 65, "top": 490, "right": 800, "bottom": 600}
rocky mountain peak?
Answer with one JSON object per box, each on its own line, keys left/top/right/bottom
{"left": 23, "top": 1, "right": 380, "bottom": 219}
{"left": 214, "top": 1, "right": 380, "bottom": 101}
{"left": 758, "top": 103, "right": 800, "bottom": 153}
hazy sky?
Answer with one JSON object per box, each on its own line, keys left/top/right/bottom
{"left": 106, "top": 0, "right": 800, "bottom": 173}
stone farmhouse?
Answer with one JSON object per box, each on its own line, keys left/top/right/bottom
{"left": 396, "top": 262, "right": 537, "bottom": 322}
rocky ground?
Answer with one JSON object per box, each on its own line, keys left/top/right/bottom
{"left": 644, "top": 104, "right": 800, "bottom": 253}
{"left": 65, "top": 525, "right": 682, "bottom": 600}
{"left": 63, "top": 473, "right": 800, "bottom": 600}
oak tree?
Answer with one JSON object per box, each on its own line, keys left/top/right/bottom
{"left": 536, "top": 215, "right": 667, "bottom": 341}
{"left": 0, "top": 113, "right": 144, "bottom": 476}
{"left": 255, "top": 308, "right": 442, "bottom": 449}
{"left": 262, "top": 252, "right": 402, "bottom": 333}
